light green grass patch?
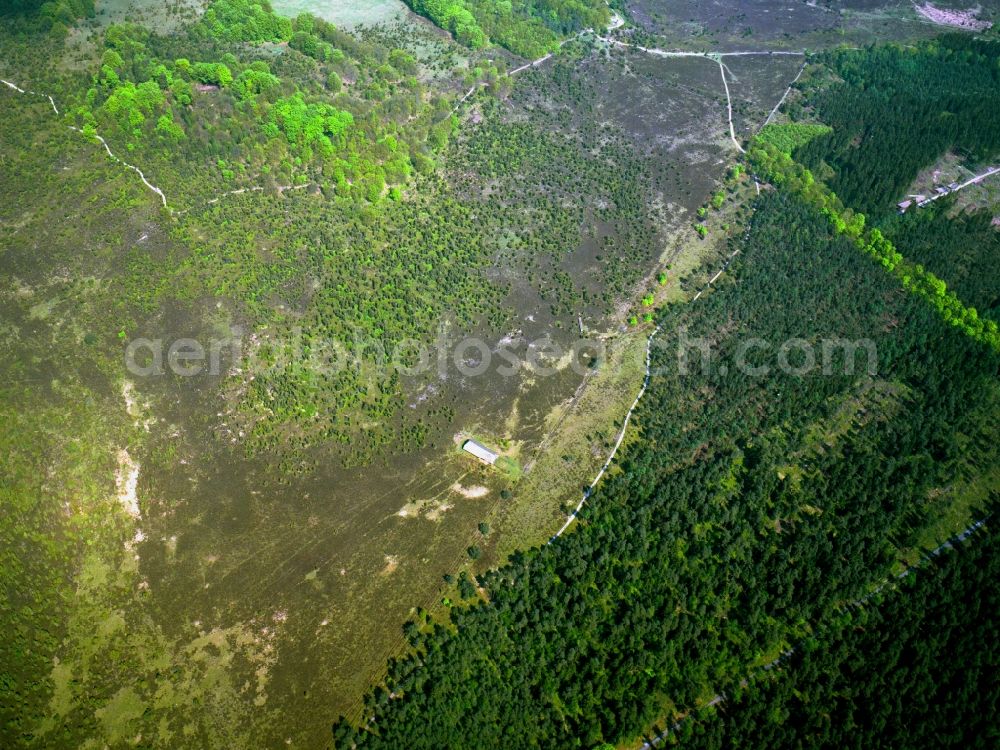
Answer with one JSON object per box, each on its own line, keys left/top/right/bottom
{"left": 270, "top": 0, "right": 408, "bottom": 28}
{"left": 753, "top": 122, "right": 832, "bottom": 155}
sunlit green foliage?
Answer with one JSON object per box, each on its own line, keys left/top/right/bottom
{"left": 408, "top": 0, "right": 487, "bottom": 49}
{"left": 405, "top": 0, "right": 609, "bottom": 57}
{"left": 200, "top": 0, "right": 292, "bottom": 43}
{"left": 69, "top": 4, "right": 455, "bottom": 203}
{"left": 266, "top": 93, "right": 354, "bottom": 161}
{"left": 232, "top": 65, "right": 280, "bottom": 101}
{"left": 751, "top": 122, "right": 831, "bottom": 155}
{"left": 101, "top": 80, "right": 165, "bottom": 133}
{"left": 190, "top": 61, "right": 233, "bottom": 87}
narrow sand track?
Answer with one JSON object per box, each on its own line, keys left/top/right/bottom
{"left": 3, "top": 77, "right": 171, "bottom": 209}
{"left": 3, "top": 77, "right": 315, "bottom": 215}
{"left": 763, "top": 62, "right": 807, "bottom": 127}
{"left": 549, "top": 239, "right": 746, "bottom": 542}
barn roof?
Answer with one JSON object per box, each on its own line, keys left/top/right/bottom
{"left": 462, "top": 440, "right": 499, "bottom": 465}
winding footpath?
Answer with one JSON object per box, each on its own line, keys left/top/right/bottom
{"left": 597, "top": 38, "right": 805, "bottom": 154}
{"left": 763, "top": 61, "right": 807, "bottom": 127}
{"left": 718, "top": 59, "right": 744, "bottom": 154}
{"left": 3, "top": 77, "right": 171, "bottom": 209}
{"left": 2, "top": 77, "right": 58, "bottom": 114}
{"left": 69, "top": 125, "right": 169, "bottom": 208}
{"left": 549, "top": 239, "right": 745, "bottom": 543}
{"left": 548, "top": 37, "right": 807, "bottom": 542}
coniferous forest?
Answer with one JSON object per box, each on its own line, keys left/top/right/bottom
{"left": 334, "top": 186, "right": 1000, "bottom": 749}
{"left": 673, "top": 519, "right": 1000, "bottom": 748}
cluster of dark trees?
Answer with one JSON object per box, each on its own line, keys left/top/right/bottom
{"left": 673, "top": 517, "right": 1000, "bottom": 748}
{"left": 885, "top": 201, "right": 1000, "bottom": 325}
{"left": 795, "top": 36, "right": 1000, "bottom": 216}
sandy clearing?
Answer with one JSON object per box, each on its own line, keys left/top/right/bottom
{"left": 115, "top": 448, "right": 141, "bottom": 518}
{"left": 451, "top": 483, "right": 489, "bottom": 499}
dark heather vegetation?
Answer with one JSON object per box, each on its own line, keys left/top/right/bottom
{"left": 404, "top": 0, "right": 609, "bottom": 57}
{"left": 333, "top": 186, "right": 1000, "bottom": 748}
{"left": 672, "top": 518, "right": 1000, "bottom": 748}
{"left": 795, "top": 35, "right": 1000, "bottom": 216}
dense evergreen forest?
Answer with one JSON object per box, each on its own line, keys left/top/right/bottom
{"left": 795, "top": 36, "right": 1000, "bottom": 216}
{"left": 404, "top": 0, "right": 609, "bottom": 57}
{"left": 885, "top": 202, "right": 1000, "bottom": 324}
{"left": 673, "top": 518, "right": 999, "bottom": 748}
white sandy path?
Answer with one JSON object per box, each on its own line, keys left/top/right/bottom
{"left": 69, "top": 125, "right": 169, "bottom": 207}
{"left": 717, "top": 60, "right": 744, "bottom": 154}
{"left": 115, "top": 448, "right": 142, "bottom": 519}
{"left": 598, "top": 40, "right": 806, "bottom": 154}
{"left": 3, "top": 76, "right": 172, "bottom": 208}
{"left": 550, "top": 241, "right": 745, "bottom": 542}
{"left": 763, "top": 62, "right": 807, "bottom": 128}
{"left": 2, "top": 77, "right": 58, "bottom": 114}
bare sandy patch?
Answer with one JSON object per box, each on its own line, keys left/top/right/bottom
{"left": 115, "top": 449, "right": 141, "bottom": 519}
{"left": 450, "top": 483, "right": 489, "bottom": 499}
{"left": 396, "top": 502, "right": 420, "bottom": 518}
{"left": 380, "top": 555, "right": 400, "bottom": 575}
{"left": 425, "top": 502, "right": 453, "bottom": 521}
